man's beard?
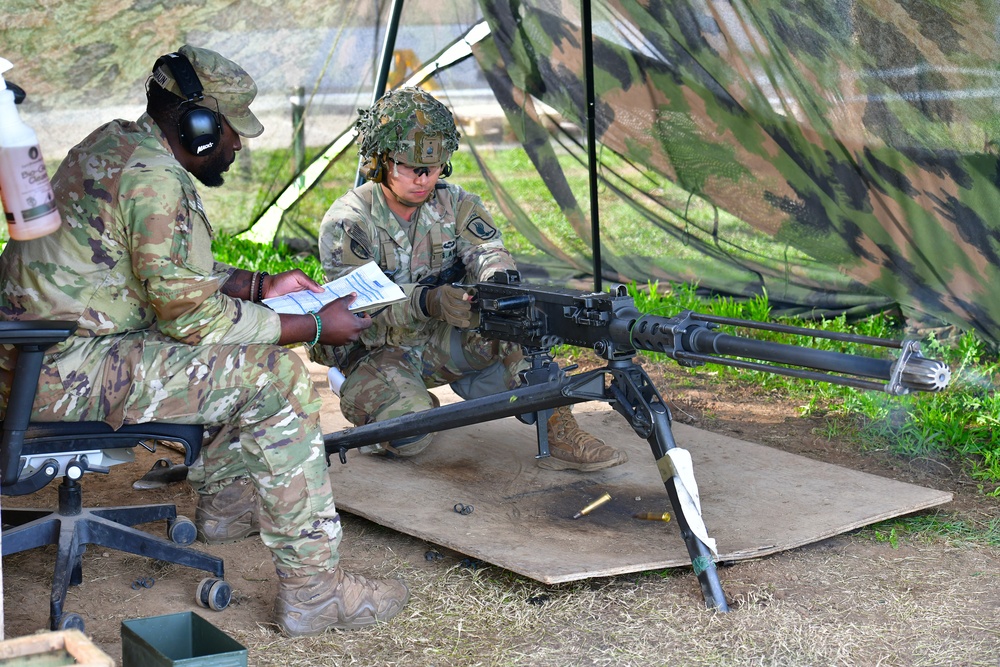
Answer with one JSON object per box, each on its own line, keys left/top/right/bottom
{"left": 190, "top": 151, "right": 230, "bottom": 188}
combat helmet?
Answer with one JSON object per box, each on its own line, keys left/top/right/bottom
{"left": 356, "top": 87, "right": 460, "bottom": 182}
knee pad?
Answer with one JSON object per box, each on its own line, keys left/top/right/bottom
{"left": 384, "top": 432, "right": 435, "bottom": 458}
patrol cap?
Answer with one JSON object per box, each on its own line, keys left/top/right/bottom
{"left": 152, "top": 44, "right": 264, "bottom": 138}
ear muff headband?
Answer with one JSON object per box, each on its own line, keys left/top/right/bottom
{"left": 154, "top": 52, "right": 222, "bottom": 157}
{"left": 362, "top": 156, "right": 385, "bottom": 184}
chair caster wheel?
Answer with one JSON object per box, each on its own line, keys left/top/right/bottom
{"left": 168, "top": 515, "right": 197, "bottom": 545}
{"left": 58, "top": 612, "right": 85, "bottom": 631}
{"left": 196, "top": 577, "right": 232, "bottom": 611}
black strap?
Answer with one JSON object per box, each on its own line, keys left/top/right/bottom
{"left": 155, "top": 52, "right": 204, "bottom": 103}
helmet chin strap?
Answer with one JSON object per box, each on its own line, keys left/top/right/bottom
{"left": 383, "top": 182, "right": 430, "bottom": 209}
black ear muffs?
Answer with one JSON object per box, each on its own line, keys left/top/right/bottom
{"left": 178, "top": 105, "right": 223, "bottom": 157}
{"left": 441, "top": 161, "right": 453, "bottom": 178}
{"left": 153, "top": 52, "right": 222, "bottom": 157}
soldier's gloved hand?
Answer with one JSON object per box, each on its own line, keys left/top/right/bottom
{"left": 419, "top": 284, "right": 474, "bottom": 328}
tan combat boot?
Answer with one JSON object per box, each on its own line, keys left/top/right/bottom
{"left": 274, "top": 567, "right": 410, "bottom": 636}
{"left": 195, "top": 477, "right": 260, "bottom": 545}
{"left": 537, "top": 406, "right": 628, "bottom": 472}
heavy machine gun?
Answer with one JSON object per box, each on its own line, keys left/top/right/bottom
{"left": 323, "top": 270, "right": 951, "bottom": 611}
{"left": 474, "top": 270, "right": 950, "bottom": 396}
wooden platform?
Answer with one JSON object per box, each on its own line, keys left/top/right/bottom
{"left": 306, "top": 352, "right": 953, "bottom": 584}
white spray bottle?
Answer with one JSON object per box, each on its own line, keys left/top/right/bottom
{"left": 0, "top": 57, "right": 61, "bottom": 240}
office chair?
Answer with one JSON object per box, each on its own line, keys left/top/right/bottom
{"left": 0, "top": 320, "right": 231, "bottom": 631}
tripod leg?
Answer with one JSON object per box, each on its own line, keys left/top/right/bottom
{"left": 533, "top": 409, "right": 552, "bottom": 459}
{"left": 607, "top": 362, "right": 728, "bottom": 611}
{"left": 648, "top": 404, "right": 729, "bottom": 611}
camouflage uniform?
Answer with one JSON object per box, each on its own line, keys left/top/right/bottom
{"left": 316, "top": 178, "right": 523, "bottom": 444}
{"left": 0, "top": 111, "right": 340, "bottom": 577}
{"left": 317, "top": 87, "right": 626, "bottom": 474}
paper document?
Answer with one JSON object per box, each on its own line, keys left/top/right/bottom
{"left": 262, "top": 261, "right": 406, "bottom": 314}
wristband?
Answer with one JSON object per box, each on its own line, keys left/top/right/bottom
{"left": 309, "top": 312, "right": 322, "bottom": 346}
{"left": 417, "top": 285, "right": 431, "bottom": 318}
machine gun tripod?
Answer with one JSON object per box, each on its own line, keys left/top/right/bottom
{"left": 323, "top": 271, "right": 951, "bottom": 612}
{"left": 324, "top": 349, "right": 729, "bottom": 608}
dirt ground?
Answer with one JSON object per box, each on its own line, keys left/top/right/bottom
{"left": 2, "top": 360, "right": 998, "bottom": 666}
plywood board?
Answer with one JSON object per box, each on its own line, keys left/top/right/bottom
{"left": 0, "top": 629, "right": 114, "bottom": 666}
{"left": 304, "top": 351, "right": 953, "bottom": 584}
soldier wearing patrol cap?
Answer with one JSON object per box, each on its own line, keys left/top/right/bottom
{"left": 0, "top": 44, "right": 408, "bottom": 637}
{"left": 317, "top": 87, "right": 627, "bottom": 471}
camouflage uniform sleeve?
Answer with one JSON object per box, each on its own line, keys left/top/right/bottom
{"left": 211, "top": 261, "right": 239, "bottom": 285}
{"left": 123, "top": 156, "right": 279, "bottom": 345}
{"left": 319, "top": 190, "right": 372, "bottom": 282}
{"left": 454, "top": 189, "right": 517, "bottom": 281}
{"left": 319, "top": 188, "right": 426, "bottom": 329}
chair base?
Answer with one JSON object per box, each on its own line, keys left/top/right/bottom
{"left": 1, "top": 477, "right": 225, "bottom": 631}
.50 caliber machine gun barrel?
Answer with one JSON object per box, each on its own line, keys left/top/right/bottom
{"left": 628, "top": 312, "right": 951, "bottom": 395}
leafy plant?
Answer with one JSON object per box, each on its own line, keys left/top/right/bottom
{"left": 212, "top": 233, "right": 324, "bottom": 282}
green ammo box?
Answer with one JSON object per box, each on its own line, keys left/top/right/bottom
{"left": 121, "top": 612, "right": 247, "bottom": 667}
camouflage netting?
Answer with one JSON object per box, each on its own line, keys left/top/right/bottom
{"left": 4, "top": 1, "right": 1000, "bottom": 342}
{"left": 471, "top": 0, "right": 1000, "bottom": 340}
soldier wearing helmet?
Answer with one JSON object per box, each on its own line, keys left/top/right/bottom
{"left": 316, "top": 87, "right": 626, "bottom": 472}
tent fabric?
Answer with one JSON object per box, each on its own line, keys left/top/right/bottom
{"left": 470, "top": 0, "right": 1000, "bottom": 338}
{"left": 4, "top": 1, "right": 1000, "bottom": 342}
{"left": 471, "top": 22, "right": 891, "bottom": 318}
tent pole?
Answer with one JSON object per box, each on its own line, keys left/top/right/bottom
{"left": 240, "top": 22, "right": 491, "bottom": 244}
{"left": 581, "top": 0, "right": 602, "bottom": 292}
{"left": 356, "top": 0, "right": 406, "bottom": 187}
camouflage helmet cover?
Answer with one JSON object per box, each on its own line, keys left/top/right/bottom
{"left": 356, "top": 87, "right": 460, "bottom": 166}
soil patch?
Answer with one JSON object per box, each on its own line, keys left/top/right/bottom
{"left": 2, "top": 357, "right": 998, "bottom": 666}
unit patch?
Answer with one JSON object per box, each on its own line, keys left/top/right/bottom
{"left": 349, "top": 238, "right": 371, "bottom": 261}
{"left": 466, "top": 215, "right": 497, "bottom": 241}
{"left": 346, "top": 224, "right": 372, "bottom": 261}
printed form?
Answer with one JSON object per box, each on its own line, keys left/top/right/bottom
{"left": 262, "top": 261, "right": 406, "bottom": 314}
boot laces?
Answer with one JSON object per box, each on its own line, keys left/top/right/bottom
{"left": 550, "top": 409, "right": 604, "bottom": 452}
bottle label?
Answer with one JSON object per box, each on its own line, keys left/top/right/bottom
{"left": 0, "top": 143, "right": 60, "bottom": 238}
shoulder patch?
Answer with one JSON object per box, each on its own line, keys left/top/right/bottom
{"left": 349, "top": 238, "right": 371, "bottom": 261}
{"left": 466, "top": 215, "right": 498, "bottom": 241}
{"left": 345, "top": 224, "right": 373, "bottom": 261}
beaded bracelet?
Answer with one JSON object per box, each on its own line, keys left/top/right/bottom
{"left": 309, "top": 312, "right": 322, "bottom": 347}
{"left": 256, "top": 272, "right": 269, "bottom": 303}
{"left": 249, "top": 271, "right": 259, "bottom": 302}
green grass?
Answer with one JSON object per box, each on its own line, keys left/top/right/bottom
{"left": 214, "top": 233, "right": 324, "bottom": 281}
{"left": 863, "top": 512, "right": 1000, "bottom": 548}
